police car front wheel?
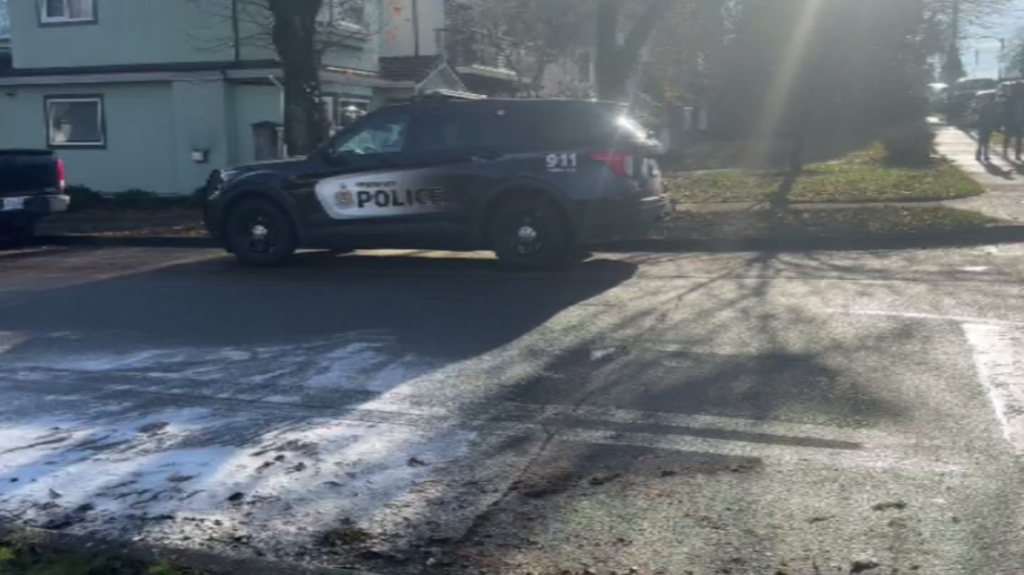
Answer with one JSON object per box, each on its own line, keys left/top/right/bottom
{"left": 225, "top": 198, "right": 297, "bottom": 267}
{"left": 488, "top": 197, "right": 573, "bottom": 270}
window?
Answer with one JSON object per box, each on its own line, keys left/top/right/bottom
{"left": 479, "top": 104, "right": 643, "bottom": 152}
{"left": 327, "top": 112, "right": 409, "bottom": 158}
{"left": 46, "top": 96, "right": 105, "bottom": 147}
{"left": 40, "top": 0, "right": 96, "bottom": 24}
{"left": 252, "top": 122, "right": 284, "bottom": 161}
{"left": 318, "top": 0, "right": 364, "bottom": 29}
{"left": 407, "top": 111, "right": 481, "bottom": 154}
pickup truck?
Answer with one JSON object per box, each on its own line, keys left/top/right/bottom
{"left": 0, "top": 150, "right": 70, "bottom": 247}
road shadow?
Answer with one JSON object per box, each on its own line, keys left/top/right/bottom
{"left": 419, "top": 248, "right": 1001, "bottom": 574}
{"left": 37, "top": 221, "right": 1024, "bottom": 260}
{"left": 0, "top": 251, "right": 637, "bottom": 350}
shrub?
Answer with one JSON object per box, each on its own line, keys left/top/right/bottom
{"left": 64, "top": 185, "right": 204, "bottom": 211}
{"left": 65, "top": 185, "right": 108, "bottom": 212}
{"left": 186, "top": 184, "right": 210, "bottom": 208}
{"left": 110, "top": 188, "right": 168, "bottom": 210}
{"left": 881, "top": 121, "right": 936, "bottom": 167}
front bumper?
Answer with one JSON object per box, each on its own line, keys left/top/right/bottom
{"left": 0, "top": 194, "right": 70, "bottom": 221}
{"left": 578, "top": 195, "right": 673, "bottom": 243}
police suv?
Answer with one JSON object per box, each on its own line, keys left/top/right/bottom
{"left": 204, "top": 94, "right": 671, "bottom": 269}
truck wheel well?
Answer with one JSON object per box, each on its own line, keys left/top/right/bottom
{"left": 480, "top": 188, "right": 574, "bottom": 247}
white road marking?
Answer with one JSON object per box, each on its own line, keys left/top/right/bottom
{"left": 962, "top": 323, "right": 1024, "bottom": 454}
{"left": 838, "top": 310, "right": 1024, "bottom": 454}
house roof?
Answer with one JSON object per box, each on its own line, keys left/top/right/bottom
{"left": 379, "top": 56, "right": 445, "bottom": 83}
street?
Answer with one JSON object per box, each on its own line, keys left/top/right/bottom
{"left": 2, "top": 245, "right": 1024, "bottom": 574}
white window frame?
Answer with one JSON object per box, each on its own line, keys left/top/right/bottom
{"left": 317, "top": 0, "right": 365, "bottom": 31}
{"left": 40, "top": 0, "right": 96, "bottom": 25}
{"left": 46, "top": 96, "right": 105, "bottom": 148}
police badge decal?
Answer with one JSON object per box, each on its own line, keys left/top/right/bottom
{"left": 335, "top": 183, "right": 355, "bottom": 208}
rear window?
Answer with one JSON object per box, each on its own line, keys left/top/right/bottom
{"left": 0, "top": 153, "right": 58, "bottom": 195}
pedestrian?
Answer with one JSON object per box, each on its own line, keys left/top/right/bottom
{"left": 1002, "top": 82, "right": 1024, "bottom": 161}
{"left": 976, "top": 92, "right": 1000, "bottom": 162}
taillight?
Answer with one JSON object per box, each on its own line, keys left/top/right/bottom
{"left": 591, "top": 151, "right": 635, "bottom": 178}
{"left": 56, "top": 158, "right": 66, "bottom": 191}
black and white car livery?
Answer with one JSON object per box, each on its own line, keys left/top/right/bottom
{"left": 204, "top": 96, "right": 671, "bottom": 269}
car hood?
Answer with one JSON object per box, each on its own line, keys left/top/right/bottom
{"left": 228, "top": 157, "right": 309, "bottom": 175}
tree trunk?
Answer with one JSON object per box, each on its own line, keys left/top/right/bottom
{"left": 594, "top": 0, "right": 622, "bottom": 100}
{"left": 594, "top": 0, "right": 676, "bottom": 102}
{"left": 268, "top": 0, "right": 328, "bottom": 156}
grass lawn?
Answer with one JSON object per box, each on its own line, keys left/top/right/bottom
{"left": 0, "top": 541, "right": 189, "bottom": 575}
{"left": 666, "top": 145, "right": 984, "bottom": 205}
{"left": 659, "top": 205, "right": 1000, "bottom": 241}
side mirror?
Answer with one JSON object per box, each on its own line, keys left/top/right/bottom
{"left": 320, "top": 147, "right": 345, "bottom": 166}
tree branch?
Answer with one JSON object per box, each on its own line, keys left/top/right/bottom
{"left": 618, "top": 0, "right": 678, "bottom": 65}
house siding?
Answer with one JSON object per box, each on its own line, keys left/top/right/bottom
{"left": 228, "top": 83, "right": 281, "bottom": 167}
{"left": 171, "top": 79, "right": 232, "bottom": 194}
{"left": 380, "top": 0, "right": 444, "bottom": 58}
{"left": 0, "top": 82, "right": 178, "bottom": 194}
{"left": 10, "top": 0, "right": 234, "bottom": 69}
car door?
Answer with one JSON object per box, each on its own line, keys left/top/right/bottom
{"left": 288, "top": 107, "right": 419, "bottom": 232}
{"left": 400, "top": 107, "right": 509, "bottom": 233}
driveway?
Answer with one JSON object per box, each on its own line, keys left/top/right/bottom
{"left": 1, "top": 246, "right": 1024, "bottom": 574}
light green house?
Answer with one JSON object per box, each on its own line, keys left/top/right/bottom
{"left": 0, "top": 0, "right": 465, "bottom": 196}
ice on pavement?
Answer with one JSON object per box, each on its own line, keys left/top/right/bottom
{"left": 0, "top": 334, "right": 500, "bottom": 559}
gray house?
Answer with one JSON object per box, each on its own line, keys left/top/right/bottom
{"left": 0, "top": 0, "right": 465, "bottom": 195}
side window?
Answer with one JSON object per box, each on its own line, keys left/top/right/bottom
{"left": 407, "top": 111, "right": 480, "bottom": 154}
{"left": 327, "top": 112, "right": 410, "bottom": 157}
{"left": 487, "top": 107, "right": 640, "bottom": 152}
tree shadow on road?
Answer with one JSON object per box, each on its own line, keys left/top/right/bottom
{"left": 426, "top": 248, "right": 1018, "bottom": 574}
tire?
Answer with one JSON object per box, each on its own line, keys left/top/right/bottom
{"left": 224, "top": 198, "right": 297, "bottom": 267}
{"left": 487, "top": 195, "right": 574, "bottom": 270}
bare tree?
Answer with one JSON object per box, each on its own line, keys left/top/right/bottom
{"left": 594, "top": 0, "right": 678, "bottom": 102}
{"left": 453, "top": 0, "right": 593, "bottom": 97}
{"left": 187, "top": 0, "right": 376, "bottom": 155}
{"left": 268, "top": 0, "right": 328, "bottom": 156}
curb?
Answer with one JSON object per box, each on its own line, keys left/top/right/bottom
{"left": 0, "top": 523, "right": 384, "bottom": 575}
{"left": 595, "top": 225, "right": 1024, "bottom": 253}
{"left": 34, "top": 235, "right": 216, "bottom": 249}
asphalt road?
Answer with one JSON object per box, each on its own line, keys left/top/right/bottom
{"left": 2, "top": 245, "right": 1024, "bottom": 575}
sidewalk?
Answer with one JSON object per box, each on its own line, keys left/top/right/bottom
{"left": 935, "top": 125, "right": 1024, "bottom": 223}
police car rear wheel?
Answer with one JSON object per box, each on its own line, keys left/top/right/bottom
{"left": 489, "top": 197, "right": 572, "bottom": 270}
{"left": 225, "top": 198, "right": 296, "bottom": 267}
